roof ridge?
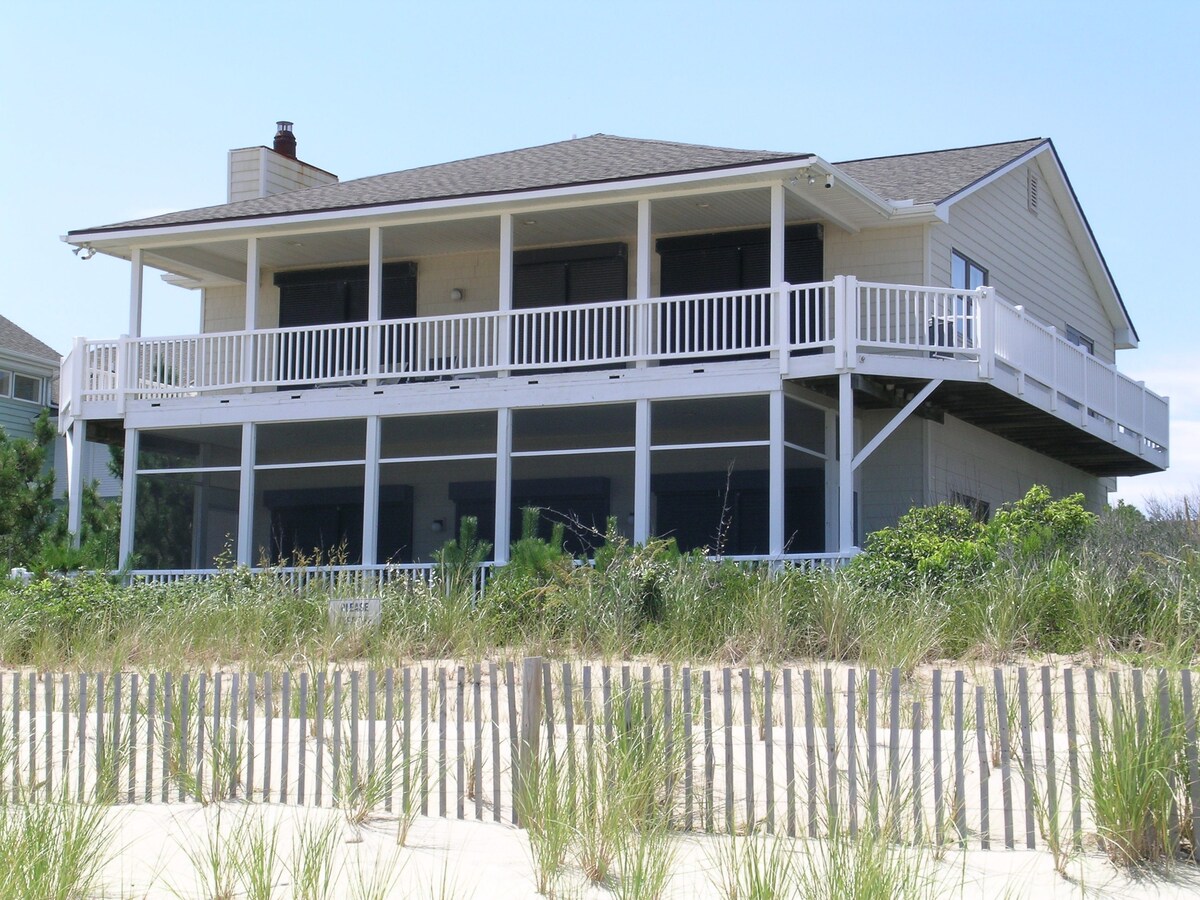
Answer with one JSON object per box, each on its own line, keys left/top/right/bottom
{"left": 835, "top": 137, "right": 1046, "bottom": 167}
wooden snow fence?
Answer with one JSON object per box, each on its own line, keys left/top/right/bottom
{"left": 0, "top": 661, "right": 1197, "bottom": 855}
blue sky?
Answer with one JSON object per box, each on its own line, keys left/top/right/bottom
{"left": 1, "top": 0, "right": 1196, "bottom": 507}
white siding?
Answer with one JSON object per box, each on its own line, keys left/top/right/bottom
{"left": 929, "top": 162, "right": 1116, "bottom": 362}
{"left": 228, "top": 148, "right": 338, "bottom": 203}
{"left": 857, "top": 411, "right": 927, "bottom": 536}
{"left": 201, "top": 285, "right": 247, "bottom": 333}
{"left": 825, "top": 225, "right": 925, "bottom": 284}
{"left": 927, "top": 414, "right": 1108, "bottom": 514}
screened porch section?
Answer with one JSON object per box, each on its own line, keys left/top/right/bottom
{"left": 125, "top": 395, "right": 831, "bottom": 573}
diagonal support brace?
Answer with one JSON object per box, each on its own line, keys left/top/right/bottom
{"left": 851, "top": 379, "right": 942, "bottom": 471}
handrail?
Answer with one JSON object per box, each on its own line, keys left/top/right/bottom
{"left": 65, "top": 278, "right": 1168, "bottom": 460}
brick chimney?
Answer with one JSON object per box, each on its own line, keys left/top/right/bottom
{"left": 273, "top": 121, "right": 297, "bottom": 159}
{"left": 227, "top": 121, "right": 338, "bottom": 202}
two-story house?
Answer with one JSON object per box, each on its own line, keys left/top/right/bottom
{"left": 57, "top": 124, "right": 1168, "bottom": 576}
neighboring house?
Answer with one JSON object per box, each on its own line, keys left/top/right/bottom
{"left": 57, "top": 123, "right": 1168, "bottom": 575}
{"left": 0, "top": 314, "right": 121, "bottom": 505}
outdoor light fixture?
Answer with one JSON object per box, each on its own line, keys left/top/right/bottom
{"left": 431, "top": 519, "right": 445, "bottom": 533}
{"left": 825, "top": 174, "right": 835, "bottom": 189}
{"left": 450, "top": 288, "right": 465, "bottom": 302}
{"left": 73, "top": 245, "right": 96, "bottom": 260}
{"left": 807, "top": 173, "right": 817, "bottom": 186}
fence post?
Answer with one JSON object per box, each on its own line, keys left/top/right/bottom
{"left": 517, "top": 656, "right": 543, "bottom": 826}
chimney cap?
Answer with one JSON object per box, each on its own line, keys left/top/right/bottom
{"left": 273, "top": 121, "right": 297, "bottom": 159}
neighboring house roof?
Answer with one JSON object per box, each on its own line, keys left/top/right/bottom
{"left": 835, "top": 138, "right": 1046, "bottom": 204}
{"left": 0, "top": 314, "right": 60, "bottom": 363}
{"left": 75, "top": 135, "right": 810, "bottom": 233}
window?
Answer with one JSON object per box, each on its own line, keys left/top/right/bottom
{"left": 1065, "top": 325, "right": 1094, "bottom": 355}
{"left": 950, "top": 251, "right": 988, "bottom": 290}
{"left": 11, "top": 373, "right": 42, "bottom": 404}
{"left": 952, "top": 491, "right": 990, "bottom": 523}
{"left": 0, "top": 370, "right": 9, "bottom": 397}
{"left": 274, "top": 262, "right": 417, "bottom": 328}
{"left": 512, "top": 242, "right": 628, "bottom": 309}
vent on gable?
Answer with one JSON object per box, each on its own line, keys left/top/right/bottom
{"left": 1027, "top": 168, "right": 1040, "bottom": 215}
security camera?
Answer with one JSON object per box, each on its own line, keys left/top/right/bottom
{"left": 825, "top": 174, "right": 835, "bottom": 190}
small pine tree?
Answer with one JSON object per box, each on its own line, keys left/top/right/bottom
{"left": 0, "top": 411, "right": 57, "bottom": 570}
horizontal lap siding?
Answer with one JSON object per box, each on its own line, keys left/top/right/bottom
{"left": 857, "top": 412, "right": 926, "bottom": 535}
{"left": 929, "top": 164, "right": 1116, "bottom": 362}
{"left": 927, "top": 414, "right": 1107, "bottom": 514}
{"left": 824, "top": 225, "right": 925, "bottom": 284}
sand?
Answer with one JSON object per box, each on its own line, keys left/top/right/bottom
{"left": 91, "top": 801, "right": 1200, "bottom": 899}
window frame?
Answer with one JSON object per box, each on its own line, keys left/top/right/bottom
{"left": 950, "top": 250, "right": 988, "bottom": 291}
{"left": 1065, "top": 324, "right": 1095, "bottom": 355}
{"left": 10, "top": 372, "right": 43, "bottom": 405}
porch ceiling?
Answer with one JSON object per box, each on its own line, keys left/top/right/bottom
{"left": 112, "top": 182, "right": 857, "bottom": 285}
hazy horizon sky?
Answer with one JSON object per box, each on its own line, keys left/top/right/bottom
{"left": 2, "top": 0, "right": 1195, "bottom": 509}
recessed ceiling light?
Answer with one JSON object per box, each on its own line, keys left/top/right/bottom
{"left": 696, "top": 202, "right": 710, "bottom": 209}
{"left": 288, "top": 241, "right": 304, "bottom": 247}
{"left": 523, "top": 219, "right": 537, "bottom": 226}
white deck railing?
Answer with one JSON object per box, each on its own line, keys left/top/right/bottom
{"left": 60, "top": 277, "right": 1168, "bottom": 459}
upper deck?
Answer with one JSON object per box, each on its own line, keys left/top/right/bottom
{"left": 59, "top": 276, "right": 1167, "bottom": 476}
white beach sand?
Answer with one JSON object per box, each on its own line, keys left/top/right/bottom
{"left": 94, "top": 801, "right": 1200, "bottom": 899}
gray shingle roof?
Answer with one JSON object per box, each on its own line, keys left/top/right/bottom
{"left": 0, "top": 315, "right": 60, "bottom": 362}
{"left": 76, "top": 135, "right": 808, "bottom": 234}
{"left": 71, "top": 135, "right": 1050, "bottom": 235}
{"left": 835, "top": 138, "right": 1046, "bottom": 204}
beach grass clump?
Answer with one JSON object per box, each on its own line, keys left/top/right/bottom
{"left": 287, "top": 814, "right": 343, "bottom": 900}
{"left": 706, "top": 829, "right": 797, "bottom": 899}
{"left": 1088, "top": 674, "right": 1190, "bottom": 866}
{"left": 794, "top": 829, "right": 937, "bottom": 900}
{"left": 0, "top": 791, "right": 119, "bottom": 900}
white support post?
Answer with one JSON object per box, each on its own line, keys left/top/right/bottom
{"left": 634, "top": 398, "right": 651, "bottom": 543}
{"left": 65, "top": 422, "right": 84, "bottom": 547}
{"left": 1111, "top": 374, "right": 1119, "bottom": 442}
{"left": 243, "top": 237, "right": 259, "bottom": 389}
{"left": 1048, "top": 325, "right": 1059, "bottom": 412}
{"left": 362, "top": 416, "right": 380, "bottom": 566}
{"left": 1139, "top": 381, "right": 1147, "bottom": 456}
{"left": 367, "top": 227, "right": 382, "bottom": 385}
{"left": 636, "top": 199, "right": 651, "bottom": 367}
{"left": 128, "top": 249, "right": 144, "bottom": 338}
{"left": 770, "top": 184, "right": 788, "bottom": 373}
{"left": 824, "top": 409, "right": 838, "bottom": 552}
{"left": 494, "top": 407, "right": 512, "bottom": 564}
{"left": 837, "top": 372, "right": 855, "bottom": 553}
{"left": 236, "top": 423, "right": 255, "bottom": 567}
{"left": 116, "top": 334, "right": 130, "bottom": 416}
{"left": 978, "top": 286, "right": 995, "bottom": 379}
{"left": 768, "top": 389, "right": 785, "bottom": 557}
{"left": 843, "top": 275, "right": 859, "bottom": 371}
{"left": 498, "top": 215, "right": 513, "bottom": 374}
{"left": 119, "top": 428, "right": 139, "bottom": 571}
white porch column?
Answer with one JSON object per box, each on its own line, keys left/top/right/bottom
{"left": 236, "top": 423, "right": 255, "bottom": 567}
{"left": 367, "top": 227, "right": 382, "bottom": 383}
{"left": 119, "top": 428, "right": 139, "bottom": 570}
{"left": 633, "top": 398, "right": 651, "bottom": 543}
{"left": 768, "top": 389, "right": 785, "bottom": 557}
{"left": 824, "top": 408, "right": 838, "bottom": 551}
{"left": 65, "top": 421, "right": 85, "bottom": 546}
{"left": 494, "top": 407, "right": 512, "bottom": 563}
{"left": 243, "top": 237, "right": 259, "bottom": 390}
{"left": 770, "top": 183, "right": 788, "bottom": 373}
{"left": 498, "top": 214, "right": 513, "bottom": 373}
{"left": 837, "top": 371, "right": 855, "bottom": 553}
{"left": 635, "top": 199, "right": 651, "bottom": 367}
{"left": 128, "top": 249, "right": 144, "bottom": 338}
{"left": 362, "top": 416, "right": 381, "bottom": 566}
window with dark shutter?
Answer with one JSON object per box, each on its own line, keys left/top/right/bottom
{"left": 512, "top": 242, "right": 628, "bottom": 309}
{"left": 656, "top": 224, "right": 823, "bottom": 296}
{"left": 274, "top": 262, "right": 417, "bottom": 327}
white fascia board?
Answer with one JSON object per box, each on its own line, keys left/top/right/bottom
{"left": 62, "top": 158, "right": 822, "bottom": 249}
{"left": 934, "top": 142, "right": 1050, "bottom": 209}
{"left": 119, "top": 364, "right": 785, "bottom": 430}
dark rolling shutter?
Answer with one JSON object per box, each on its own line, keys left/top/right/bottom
{"left": 275, "top": 262, "right": 418, "bottom": 326}
{"left": 657, "top": 224, "right": 823, "bottom": 295}
{"left": 513, "top": 243, "right": 627, "bottom": 308}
